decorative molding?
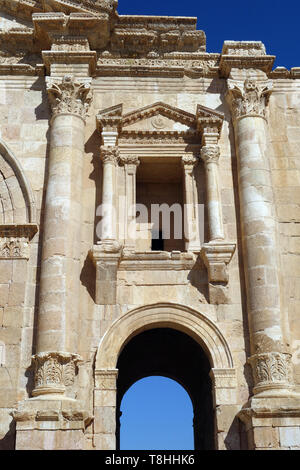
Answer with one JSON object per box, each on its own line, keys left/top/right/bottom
{"left": 119, "top": 250, "right": 195, "bottom": 272}
{"left": 227, "top": 79, "right": 273, "bottom": 121}
{"left": 248, "top": 352, "right": 292, "bottom": 394}
{"left": 47, "top": 74, "right": 92, "bottom": 121}
{"left": 32, "top": 351, "right": 81, "bottom": 397}
{"left": 219, "top": 41, "right": 275, "bottom": 77}
{"left": 94, "top": 368, "right": 118, "bottom": 389}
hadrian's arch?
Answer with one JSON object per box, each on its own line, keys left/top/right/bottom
{"left": 94, "top": 303, "right": 237, "bottom": 450}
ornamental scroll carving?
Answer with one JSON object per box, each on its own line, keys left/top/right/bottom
{"left": 200, "top": 145, "right": 220, "bottom": 165}
{"left": 47, "top": 75, "right": 92, "bottom": 121}
{"left": 32, "top": 352, "right": 81, "bottom": 396}
{"left": 227, "top": 79, "right": 272, "bottom": 121}
{"left": 100, "top": 145, "right": 120, "bottom": 165}
{"left": 249, "top": 352, "right": 292, "bottom": 391}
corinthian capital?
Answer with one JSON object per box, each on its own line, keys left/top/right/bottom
{"left": 119, "top": 155, "right": 140, "bottom": 167}
{"left": 248, "top": 352, "right": 292, "bottom": 395}
{"left": 181, "top": 155, "right": 198, "bottom": 170}
{"left": 100, "top": 145, "right": 120, "bottom": 165}
{"left": 47, "top": 75, "right": 92, "bottom": 121}
{"left": 227, "top": 78, "right": 272, "bottom": 121}
{"left": 32, "top": 351, "right": 81, "bottom": 397}
{"left": 201, "top": 145, "right": 220, "bottom": 165}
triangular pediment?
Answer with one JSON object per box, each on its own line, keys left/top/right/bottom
{"left": 122, "top": 102, "right": 197, "bottom": 131}
{"left": 97, "top": 101, "right": 224, "bottom": 137}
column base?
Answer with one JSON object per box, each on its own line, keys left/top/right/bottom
{"left": 12, "top": 397, "right": 91, "bottom": 450}
{"left": 239, "top": 394, "right": 300, "bottom": 449}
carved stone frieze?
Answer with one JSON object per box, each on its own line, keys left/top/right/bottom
{"left": 32, "top": 352, "right": 81, "bottom": 396}
{"left": 100, "top": 145, "right": 120, "bottom": 165}
{"left": 248, "top": 352, "right": 292, "bottom": 394}
{"left": 47, "top": 74, "right": 92, "bottom": 121}
{"left": 0, "top": 239, "right": 26, "bottom": 259}
{"left": 0, "top": 224, "right": 38, "bottom": 259}
{"left": 227, "top": 79, "right": 272, "bottom": 121}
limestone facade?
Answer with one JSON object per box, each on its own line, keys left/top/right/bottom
{"left": 0, "top": 0, "right": 299, "bottom": 450}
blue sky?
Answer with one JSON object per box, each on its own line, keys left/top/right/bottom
{"left": 120, "top": 376, "right": 194, "bottom": 450}
{"left": 118, "top": 0, "right": 300, "bottom": 69}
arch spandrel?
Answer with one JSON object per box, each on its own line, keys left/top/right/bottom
{"left": 0, "top": 139, "right": 36, "bottom": 224}
{"left": 95, "top": 302, "right": 234, "bottom": 371}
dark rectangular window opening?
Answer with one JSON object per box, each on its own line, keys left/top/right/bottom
{"left": 151, "top": 230, "right": 164, "bottom": 251}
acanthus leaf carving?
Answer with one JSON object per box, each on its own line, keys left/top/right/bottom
{"left": 100, "top": 145, "right": 120, "bottom": 165}
{"left": 227, "top": 78, "right": 272, "bottom": 121}
{"left": 32, "top": 352, "right": 81, "bottom": 396}
{"left": 47, "top": 75, "right": 92, "bottom": 121}
{"left": 248, "top": 352, "right": 292, "bottom": 392}
{"left": 200, "top": 145, "right": 220, "bottom": 165}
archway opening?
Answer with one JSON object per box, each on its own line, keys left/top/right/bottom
{"left": 116, "top": 328, "right": 215, "bottom": 450}
{"left": 120, "top": 376, "right": 194, "bottom": 450}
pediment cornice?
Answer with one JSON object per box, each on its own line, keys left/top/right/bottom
{"left": 96, "top": 102, "right": 224, "bottom": 143}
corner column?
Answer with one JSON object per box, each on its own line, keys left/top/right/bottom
{"left": 227, "top": 78, "right": 293, "bottom": 397}
{"left": 14, "top": 75, "right": 92, "bottom": 449}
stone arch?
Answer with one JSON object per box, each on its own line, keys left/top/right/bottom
{"left": 0, "top": 139, "right": 36, "bottom": 224}
{"left": 95, "top": 302, "right": 233, "bottom": 370}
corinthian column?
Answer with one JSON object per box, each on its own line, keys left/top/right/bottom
{"left": 200, "top": 131, "right": 224, "bottom": 241}
{"left": 200, "top": 128, "right": 235, "bottom": 304}
{"left": 227, "top": 78, "right": 292, "bottom": 396}
{"left": 119, "top": 155, "right": 140, "bottom": 252}
{"left": 33, "top": 75, "right": 92, "bottom": 397}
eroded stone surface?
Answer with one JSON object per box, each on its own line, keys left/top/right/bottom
{"left": 0, "top": 2, "right": 299, "bottom": 451}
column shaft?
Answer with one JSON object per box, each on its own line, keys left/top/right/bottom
{"left": 201, "top": 145, "right": 224, "bottom": 241}
{"left": 228, "top": 78, "right": 291, "bottom": 395}
{"left": 182, "top": 156, "right": 200, "bottom": 252}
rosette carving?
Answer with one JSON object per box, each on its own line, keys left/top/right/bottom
{"left": 200, "top": 145, "right": 220, "bottom": 164}
{"left": 248, "top": 352, "right": 292, "bottom": 393}
{"left": 32, "top": 352, "right": 81, "bottom": 396}
{"left": 47, "top": 75, "right": 92, "bottom": 121}
{"left": 100, "top": 145, "right": 120, "bottom": 165}
{"left": 227, "top": 79, "right": 272, "bottom": 121}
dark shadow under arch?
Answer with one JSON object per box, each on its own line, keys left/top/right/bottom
{"left": 116, "top": 328, "right": 215, "bottom": 450}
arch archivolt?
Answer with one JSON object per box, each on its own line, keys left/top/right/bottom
{"left": 95, "top": 302, "right": 234, "bottom": 370}
{"left": 93, "top": 303, "right": 238, "bottom": 450}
